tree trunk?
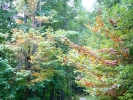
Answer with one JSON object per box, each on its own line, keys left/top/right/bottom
{"left": 24, "top": 87, "right": 29, "bottom": 100}
{"left": 66, "top": 66, "right": 72, "bottom": 100}
{"left": 50, "top": 83, "right": 55, "bottom": 100}
{"left": 56, "top": 90, "right": 60, "bottom": 100}
{"left": 24, "top": 13, "right": 28, "bottom": 32}
{"left": 24, "top": 47, "right": 31, "bottom": 100}
{"left": 30, "top": 90, "right": 36, "bottom": 99}
{"left": 61, "top": 89, "right": 64, "bottom": 100}
{"left": 42, "top": 87, "right": 45, "bottom": 100}
{"left": 39, "top": 0, "right": 42, "bottom": 28}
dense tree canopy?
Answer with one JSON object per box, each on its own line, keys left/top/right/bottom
{"left": 0, "top": 0, "right": 133, "bottom": 100}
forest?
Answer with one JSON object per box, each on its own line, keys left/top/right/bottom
{"left": 0, "top": 0, "right": 133, "bottom": 100}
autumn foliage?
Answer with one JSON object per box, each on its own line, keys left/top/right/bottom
{"left": 58, "top": 14, "right": 130, "bottom": 97}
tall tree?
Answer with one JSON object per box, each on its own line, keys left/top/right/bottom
{"left": 59, "top": 0, "right": 133, "bottom": 99}
{"left": 0, "top": 0, "right": 16, "bottom": 33}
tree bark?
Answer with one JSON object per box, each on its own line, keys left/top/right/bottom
{"left": 50, "top": 83, "right": 55, "bottom": 100}
{"left": 61, "top": 89, "right": 64, "bottom": 100}
{"left": 24, "top": 47, "right": 31, "bottom": 100}
{"left": 24, "top": 87, "right": 29, "bottom": 100}
{"left": 56, "top": 90, "right": 60, "bottom": 100}
{"left": 42, "top": 87, "right": 45, "bottom": 100}
{"left": 39, "top": 0, "right": 42, "bottom": 28}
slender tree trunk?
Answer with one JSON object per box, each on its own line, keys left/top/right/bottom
{"left": 24, "top": 87, "right": 29, "bottom": 100}
{"left": 56, "top": 90, "right": 60, "bottom": 100}
{"left": 61, "top": 89, "right": 64, "bottom": 100}
{"left": 66, "top": 66, "right": 72, "bottom": 100}
{"left": 66, "top": 66, "right": 69, "bottom": 100}
{"left": 24, "top": 13, "right": 28, "bottom": 32}
{"left": 39, "top": 0, "right": 42, "bottom": 28}
{"left": 73, "top": 83, "right": 76, "bottom": 100}
{"left": 50, "top": 83, "right": 55, "bottom": 100}
{"left": 24, "top": 47, "right": 31, "bottom": 100}
{"left": 30, "top": 83, "right": 36, "bottom": 99}
{"left": 24, "top": 14, "right": 27, "bottom": 24}
{"left": 69, "top": 67, "right": 72, "bottom": 100}
{"left": 42, "top": 87, "right": 45, "bottom": 100}
{"left": 73, "top": 74, "right": 76, "bottom": 100}
{"left": 32, "top": 15, "right": 35, "bottom": 28}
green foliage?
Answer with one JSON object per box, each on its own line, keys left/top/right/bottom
{"left": 0, "top": 44, "right": 32, "bottom": 99}
{"left": 118, "top": 91, "right": 133, "bottom": 100}
{"left": 0, "top": 33, "right": 6, "bottom": 43}
{"left": 0, "top": 0, "right": 16, "bottom": 33}
{"left": 116, "top": 65, "right": 133, "bottom": 100}
{"left": 0, "top": 44, "right": 16, "bottom": 67}
{"left": 0, "top": 44, "right": 16, "bottom": 99}
{"left": 0, "top": 58, "right": 16, "bottom": 99}
{"left": 28, "top": 97, "right": 41, "bottom": 100}
{"left": 0, "top": 0, "right": 86, "bottom": 99}
{"left": 59, "top": 0, "right": 133, "bottom": 99}
{"left": 39, "top": 0, "right": 88, "bottom": 32}
{"left": 1, "top": 0, "right": 133, "bottom": 99}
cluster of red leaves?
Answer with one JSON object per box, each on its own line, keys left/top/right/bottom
{"left": 60, "top": 37, "right": 129, "bottom": 97}
{"left": 99, "top": 48, "right": 117, "bottom": 54}
{"left": 60, "top": 15, "right": 129, "bottom": 96}
{"left": 85, "top": 82, "right": 96, "bottom": 87}
{"left": 99, "top": 47, "right": 129, "bottom": 60}
{"left": 88, "top": 16, "right": 122, "bottom": 43}
{"left": 106, "top": 84, "right": 127, "bottom": 97}
{"left": 106, "top": 84, "right": 118, "bottom": 97}
{"left": 61, "top": 37, "right": 118, "bottom": 66}
{"left": 88, "top": 15, "right": 130, "bottom": 61}
{"left": 105, "top": 31, "right": 122, "bottom": 43}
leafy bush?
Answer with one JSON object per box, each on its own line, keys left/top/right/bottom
{"left": 0, "top": 45, "right": 16, "bottom": 99}
{"left": 0, "top": 44, "right": 30, "bottom": 99}
{"left": 118, "top": 91, "right": 133, "bottom": 100}
{"left": 0, "top": 44, "right": 17, "bottom": 66}
{"left": 0, "top": 33, "right": 6, "bottom": 43}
